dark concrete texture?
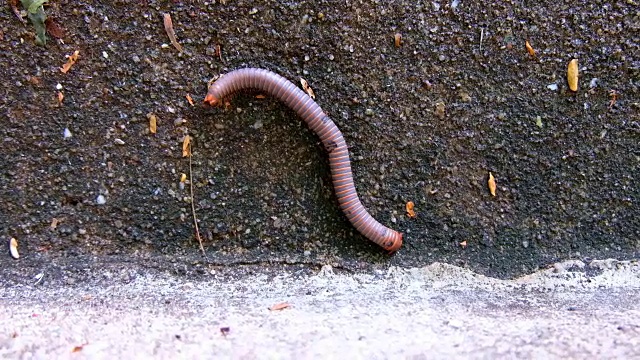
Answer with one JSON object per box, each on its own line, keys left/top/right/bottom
{"left": 0, "top": 1, "right": 638, "bottom": 278}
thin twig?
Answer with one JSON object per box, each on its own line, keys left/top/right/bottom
{"left": 188, "top": 144, "right": 206, "bottom": 258}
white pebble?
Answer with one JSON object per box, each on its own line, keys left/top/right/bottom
{"left": 589, "top": 78, "right": 599, "bottom": 88}
{"left": 63, "top": 128, "right": 72, "bottom": 139}
{"left": 114, "top": 138, "right": 125, "bottom": 145}
{"left": 56, "top": 83, "right": 63, "bottom": 90}
{"left": 96, "top": 195, "right": 107, "bottom": 205}
{"left": 547, "top": 83, "right": 558, "bottom": 91}
{"left": 102, "top": 51, "right": 109, "bottom": 59}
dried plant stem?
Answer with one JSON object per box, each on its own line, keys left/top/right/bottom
{"left": 188, "top": 145, "right": 206, "bottom": 257}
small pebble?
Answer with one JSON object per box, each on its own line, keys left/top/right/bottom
{"left": 63, "top": 128, "right": 72, "bottom": 139}
{"left": 547, "top": 84, "right": 558, "bottom": 91}
{"left": 114, "top": 138, "right": 125, "bottom": 145}
{"left": 96, "top": 195, "right": 106, "bottom": 205}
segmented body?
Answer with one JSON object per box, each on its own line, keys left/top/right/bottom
{"left": 204, "top": 68, "right": 402, "bottom": 252}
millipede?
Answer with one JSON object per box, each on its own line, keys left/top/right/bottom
{"left": 204, "top": 68, "right": 403, "bottom": 252}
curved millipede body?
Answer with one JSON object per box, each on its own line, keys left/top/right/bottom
{"left": 204, "top": 68, "right": 402, "bottom": 252}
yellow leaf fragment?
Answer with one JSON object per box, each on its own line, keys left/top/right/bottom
{"left": 406, "top": 201, "right": 416, "bottom": 218}
{"left": 180, "top": 173, "right": 187, "bottom": 183}
{"left": 60, "top": 50, "right": 80, "bottom": 74}
{"left": 186, "top": 93, "right": 194, "bottom": 106}
{"left": 163, "top": 13, "right": 183, "bottom": 53}
{"left": 57, "top": 91, "right": 64, "bottom": 104}
{"left": 488, "top": 172, "right": 497, "bottom": 196}
{"left": 300, "top": 78, "right": 315, "bottom": 99}
{"left": 394, "top": 33, "right": 402, "bottom": 48}
{"left": 567, "top": 59, "right": 579, "bottom": 92}
{"left": 148, "top": 113, "right": 157, "bottom": 134}
{"left": 182, "top": 135, "right": 192, "bottom": 157}
{"left": 10, "top": 237, "right": 19, "bottom": 259}
{"left": 525, "top": 40, "right": 535, "bottom": 57}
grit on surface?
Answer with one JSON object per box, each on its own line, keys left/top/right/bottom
{"left": 2, "top": 260, "right": 639, "bottom": 358}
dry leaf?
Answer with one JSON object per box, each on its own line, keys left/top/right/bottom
{"left": 163, "top": 13, "right": 183, "bottom": 52}
{"left": 435, "top": 101, "right": 445, "bottom": 119}
{"left": 406, "top": 201, "right": 416, "bottom": 218}
{"left": 50, "top": 218, "right": 59, "bottom": 230}
{"left": 608, "top": 89, "right": 618, "bottom": 109}
{"left": 186, "top": 94, "right": 194, "bottom": 106}
{"left": 460, "top": 240, "right": 467, "bottom": 249}
{"left": 525, "top": 40, "right": 535, "bottom": 57}
{"left": 214, "top": 44, "right": 223, "bottom": 62}
{"left": 57, "top": 91, "right": 64, "bottom": 104}
{"left": 488, "top": 172, "right": 497, "bottom": 196}
{"left": 71, "top": 343, "right": 87, "bottom": 353}
{"left": 255, "top": 94, "right": 266, "bottom": 99}
{"left": 148, "top": 113, "right": 157, "bottom": 134}
{"left": 567, "top": 59, "right": 579, "bottom": 92}
{"left": 10, "top": 238, "right": 19, "bottom": 259}
{"left": 9, "top": 0, "right": 26, "bottom": 24}
{"left": 269, "top": 302, "right": 291, "bottom": 311}
{"left": 394, "top": 33, "right": 402, "bottom": 48}
{"left": 60, "top": 50, "right": 80, "bottom": 74}
{"left": 45, "top": 17, "right": 65, "bottom": 38}
{"left": 300, "top": 78, "right": 315, "bottom": 99}
{"left": 182, "top": 135, "right": 191, "bottom": 157}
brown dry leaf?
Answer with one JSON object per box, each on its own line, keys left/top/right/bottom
{"left": 269, "top": 302, "right": 291, "bottom": 311}
{"left": 57, "top": 91, "right": 64, "bottom": 104}
{"left": 460, "top": 240, "right": 467, "bottom": 249}
{"left": 27, "top": 76, "right": 41, "bottom": 86}
{"left": 405, "top": 201, "right": 416, "bottom": 218}
{"left": 163, "top": 13, "right": 183, "bottom": 52}
{"left": 45, "top": 18, "right": 66, "bottom": 39}
{"left": 10, "top": 238, "right": 19, "bottom": 259}
{"left": 255, "top": 94, "right": 266, "bottom": 99}
{"left": 435, "top": 101, "right": 446, "bottom": 119}
{"left": 567, "top": 59, "right": 579, "bottom": 92}
{"left": 148, "top": 113, "right": 157, "bottom": 134}
{"left": 214, "top": 44, "right": 223, "bottom": 62}
{"left": 182, "top": 135, "right": 192, "bottom": 157}
{"left": 60, "top": 50, "right": 80, "bottom": 74}
{"left": 525, "top": 40, "right": 535, "bottom": 57}
{"left": 9, "top": 0, "right": 26, "bottom": 24}
{"left": 608, "top": 89, "right": 618, "bottom": 109}
{"left": 488, "top": 172, "right": 497, "bottom": 196}
{"left": 394, "top": 33, "right": 402, "bottom": 48}
{"left": 71, "top": 344, "right": 87, "bottom": 353}
{"left": 186, "top": 94, "right": 194, "bottom": 106}
{"left": 300, "top": 78, "right": 315, "bottom": 99}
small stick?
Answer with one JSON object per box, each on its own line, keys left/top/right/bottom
{"left": 188, "top": 143, "right": 206, "bottom": 257}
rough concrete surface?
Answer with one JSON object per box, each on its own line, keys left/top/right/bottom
{"left": 2, "top": 259, "right": 639, "bottom": 359}
{"left": 1, "top": 0, "right": 638, "bottom": 279}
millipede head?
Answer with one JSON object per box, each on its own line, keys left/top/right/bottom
{"left": 203, "top": 93, "right": 220, "bottom": 107}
